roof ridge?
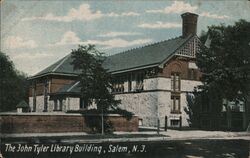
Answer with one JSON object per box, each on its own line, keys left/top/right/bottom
{"left": 108, "top": 36, "right": 182, "bottom": 57}
{"left": 67, "top": 81, "right": 80, "bottom": 92}
{"left": 52, "top": 53, "right": 71, "bottom": 72}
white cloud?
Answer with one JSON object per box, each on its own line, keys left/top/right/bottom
{"left": 200, "top": 12, "right": 230, "bottom": 19}
{"left": 138, "top": 21, "right": 181, "bottom": 29}
{"left": 22, "top": 4, "right": 102, "bottom": 22}
{"left": 83, "top": 38, "right": 153, "bottom": 49}
{"left": 5, "top": 36, "right": 37, "bottom": 49}
{"left": 50, "top": 31, "right": 152, "bottom": 49}
{"left": 53, "top": 31, "right": 151, "bottom": 49}
{"left": 147, "top": 1, "right": 198, "bottom": 14}
{"left": 107, "top": 12, "right": 139, "bottom": 17}
{"left": 98, "top": 32, "right": 141, "bottom": 37}
{"left": 12, "top": 52, "right": 54, "bottom": 60}
{"left": 55, "top": 31, "right": 81, "bottom": 45}
{"left": 146, "top": 1, "right": 230, "bottom": 20}
{"left": 22, "top": 3, "right": 139, "bottom": 22}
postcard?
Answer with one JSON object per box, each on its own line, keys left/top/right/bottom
{"left": 0, "top": 0, "right": 250, "bottom": 157}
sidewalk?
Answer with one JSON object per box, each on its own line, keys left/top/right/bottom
{"left": 1, "top": 129, "right": 249, "bottom": 143}
{"left": 114, "top": 129, "right": 250, "bottom": 141}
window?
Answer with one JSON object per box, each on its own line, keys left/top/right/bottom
{"left": 128, "top": 73, "right": 132, "bottom": 92}
{"left": 59, "top": 99, "right": 63, "bottom": 111}
{"left": 54, "top": 99, "right": 62, "bottom": 111}
{"left": 224, "top": 100, "right": 245, "bottom": 112}
{"left": 170, "top": 120, "right": 180, "bottom": 127}
{"left": 188, "top": 69, "right": 197, "bottom": 80}
{"left": 135, "top": 72, "right": 144, "bottom": 91}
{"left": 54, "top": 100, "right": 58, "bottom": 111}
{"left": 171, "top": 96, "right": 181, "bottom": 113}
{"left": 80, "top": 98, "right": 87, "bottom": 109}
{"left": 139, "top": 119, "right": 143, "bottom": 126}
{"left": 171, "top": 73, "right": 180, "bottom": 91}
{"left": 112, "top": 76, "right": 124, "bottom": 93}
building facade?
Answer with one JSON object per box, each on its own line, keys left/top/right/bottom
{"left": 28, "top": 12, "right": 202, "bottom": 128}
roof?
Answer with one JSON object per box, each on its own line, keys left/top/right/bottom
{"left": 16, "top": 100, "right": 29, "bottom": 108}
{"left": 50, "top": 81, "right": 81, "bottom": 95}
{"left": 59, "top": 81, "right": 80, "bottom": 93}
{"left": 30, "top": 35, "right": 194, "bottom": 79}
{"left": 103, "top": 35, "right": 193, "bottom": 73}
{"left": 33, "top": 54, "right": 81, "bottom": 78}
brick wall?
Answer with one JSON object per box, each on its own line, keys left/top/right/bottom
{"left": 158, "top": 57, "right": 202, "bottom": 81}
{"left": 50, "top": 78, "right": 75, "bottom": 93}
{"left": 0, "top": 114, "right": 138, "bottom": 133}
{"left": 29, "top": 77, "right": 75, "bottom": 97}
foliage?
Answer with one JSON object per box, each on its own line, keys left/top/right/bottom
{"left": 70, "top": 45, "right": 133, "bottom": 133}
{"left": 186, "top": 20, "right": 250, "bottom": 129}
{"left": 0, "top": 52, "right": 29, "bottom": 112}
{"left": 71, "top": 44, "right": 120, "bottom": 111}
{"left": 184, "top": 91, "right": 200, "bottom": 128}
{"left": 84, "top": 115, "right": 114, "bottom": 134}
{"left": 197, "top": 20, "right": 250, "bottom": 101}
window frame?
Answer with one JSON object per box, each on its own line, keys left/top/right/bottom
{"left": 170, "top": 119, "right": 180, "bottom": 127}
{"left": 80, "top": 98, "right": 87, "bottom": 109}
{"left": 171, "top": 96, "right": 181, "bottom": 114}
{"left": 171, "top": 72, "right": 181, "bottom": 92}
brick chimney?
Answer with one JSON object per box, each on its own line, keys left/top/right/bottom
{"left": 181, "top": 12, "right": 198, "bottom": 37}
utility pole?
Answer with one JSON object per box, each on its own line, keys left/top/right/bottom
{"left": 157, "top": 118, "right": 160, "bottom": 134}
{"left": 101, "top": 103, "right": 104, "bottom": 135}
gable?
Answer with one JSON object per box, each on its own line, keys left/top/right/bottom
{"left": 175, "top": 35, "right": 201, "bottom": 58}
{"left": 159, "top": 35, "right": 201, "bottom": 68}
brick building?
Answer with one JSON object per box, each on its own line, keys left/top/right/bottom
{"left": 28, "top": 12, "right": 202, "bottom": 128}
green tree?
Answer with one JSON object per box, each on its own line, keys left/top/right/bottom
{"left": 185, "top": 91, "right": 201, "bottom": 128}
{"left": 71, "top": 44, "right": 120, "bottom": 111}
{"left": 0, "top": 52, "right": 28, "bottom": 112}
{"left": 195, "top": 20, "right": 250, "bottom": 130}
{"left": 71, "top": 45, "right": 128, "bottom": 133}
{"left": 198, "top": 20, "right": 250, "bottom": 100}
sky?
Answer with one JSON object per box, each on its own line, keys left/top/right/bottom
{"left": 1, "top": 0, "right": 250, "bottom": 76}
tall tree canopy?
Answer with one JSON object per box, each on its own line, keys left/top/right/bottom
{"left": 0, "top": 52, "right": 28, "bottom": 112}
{"left": 197, "top": 20, "right": 250, "bottom": 101}
{"left": 185, "top": 20, "right": 250, "bottom": 129}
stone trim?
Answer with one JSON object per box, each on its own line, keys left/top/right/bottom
{"left": 113, "top": 89, "right": 196, "bottom": 95}
{"left": 0, "top": 112, "right": 138, "bottom": 117}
